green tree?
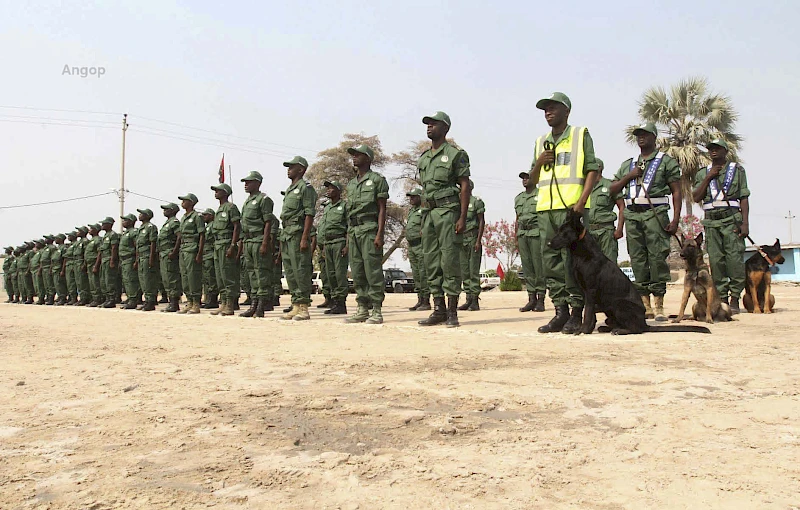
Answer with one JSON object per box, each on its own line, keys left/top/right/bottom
{"left": 306, "top": 133, "right": 406, "bottom": 264}
{"left": 629, "top": 77, "right": 742, "bottom": 212}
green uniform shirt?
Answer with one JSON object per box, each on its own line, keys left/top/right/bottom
{"left": 464, "top": 195, "right": 485, "bottom": 234}
{"left": 587, "top": 177, "right": 621, "bottom": 225}
{"left": 50, "top": 245, "right": 64, "bottom": 269}
{"left": 17, "top": 251, "right": 30, "bottom": 271}
{"left": 693, "top": 163, "right": 750, "bottom": 202}
{"left": 31, "top": 250, "right": 42, "bottom": 270}
{"left": 614, "top": 151, "right": 681, "bottom": 199}
{"left": 179, "top": 210, "right": 205, "bottom": 252}
{"left": 73, "top": 239, "right": 85, "bottom": 263}
{"left": 136, "top": 222, "right": 158, "bottom": 254}
{"left": 406, "top": 205, "right": 423, "bottom": 243}
{"left": 9, "top": 258, "right": 17, "bottom": 275}
{"left": 119, "top": 227, "right": 138, "bottom": 259}
{"left": 3, "top": 256, "right": 11, "bottom": 274}
{"left": 100, "top": 230, "right": 120, "bottom": 262}
{"left": 158, "top": 217, "right": 180, "bottom": 254}
{"left": 241, "top": 192, "right": 274, "bottom": 237}
{"left": 344, "top": 170, "right": 389, "bottom": 231}
{"left": 203, "top": 223, "right": 215, "bottom": 260}
{"left": 417, "top": 142, "right": 470, "bottom": 204}
{"left": 280, "top": 180, "right": 317, "bottom": 237}
{"left": 514, "top": 189, "right": 540, "bottom": 237}
{"left": 319, "top": 199, "right": 348, "bottom": 241}
{"left": 84, "top": 237, "right": 101, "bottom": 263}
{"left": 65, "top": 243, "right": 75, "bottom": 262}
{"left": 212, "top": 202, "right": 242, "bottom": 247}
{"left": 40, "top": 246, "right": 52, "bottom": 267}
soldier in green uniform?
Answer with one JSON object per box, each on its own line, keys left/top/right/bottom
{"left": 72, "top": 227, "right": 89, "bottom": 305}
{"left": 158, "top": 203, "right": 182, "bottom": 312}
{"left": 135, "top": 208, "right": 159, "bottom": 311}
{"left": 200, "top": 208, "right": 219, "bottom": 309}
{"left": 175, "top": 193, "right": 205, "bottom": 314}
{"left": 237, "top": 172, "right": 277, "bottom": 318}
{"left": 273, "top": 230, "right": 283, "bottom": 308}
{"left": 64, "top": 232, "right": 78, "bottom": 305}
{"left": 17, "top": 243, "right": 32, "bottom": 304}
{"left": 84, "top": 224, "right": 103, "bottom": 307}
{"left": 458, "top": 180, "right": 485, "bottom": 311}
{"left": 208, "top": 183, "right": 241, "bottom": 316}
{"left": 515, "top": 171, "right": 546, "bottom": 313}
{"left": 405, "top": 189, "right": 430, "bottom": 311}
{"left": 587, "top": 159, "right": 625, "bottom": 263}
{"left": 692, "top": 139, "right": 749, "bottom": 314}
{"left": 529, "top": 93, "right": 599, "bottom": 334}
{"left": 279, "top": 156, "right": 316, "bottom": 321}
{"left": 31, "top": 240, "right": 44, "bottom": 304}
{"left": 41, "top": 235, "right": 57, "bottom": 304}
{"left": 96, "top": 217, "right": 120, "bottom": 308}
{"left": 610, "top": 123, "right": 681, "bottom": 321}
{"left": 9, "top": 248, "right": 20, "bottom": 302}
{"left": 344, "top": 146, "right": 388, "bottom": 324}
{"left": 314, "top": 198, "right": 333, "bottom": 310}
{"left": 319, "top": 180, "right": 349, "bottom": 315}
{"left": 3, "top": 246, "right": 14, "bottom": 302}
{"left": 417, "top": 112, "right": 471, "bottom": 327}
{"left": 239, "top": 252, "right": 251, "bottom": 307}
{"left": 51, "top": 234, "right": 67, "bottom": 305}
{"left": 118, "top": 214, "right": 141, "bottom": 309}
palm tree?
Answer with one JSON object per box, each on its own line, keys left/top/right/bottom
{"left": 627, "top": 77, "right": 742, "bottom": 212}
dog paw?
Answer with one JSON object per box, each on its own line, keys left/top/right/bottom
{"left": 764, "top": 309, "right": 773, "bottom": 314}
{"left": 671, "top": 318, "right": 681, "bottom": 324}
{"left": 705, "top": 318, "right": 714, "bottom": 324}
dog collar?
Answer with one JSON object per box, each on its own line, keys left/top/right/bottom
{"left": 758, "top": 248, "right": 775, "bottom": 266}
{"left": 577, "top": 228, "right": 586, "bottom": 241}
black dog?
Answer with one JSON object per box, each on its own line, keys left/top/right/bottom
{"left": 549, "top": 210, "right": 710, "bottom": 335}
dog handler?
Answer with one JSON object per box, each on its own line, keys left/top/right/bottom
{"left": 692, "top": 139, "right": 749, "bottom": 314}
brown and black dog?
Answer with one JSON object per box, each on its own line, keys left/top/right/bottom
{"left": 743, "top": 239, "right": 785, "bottom": 314}
{"left": 672, "top": 233, "right": 732, "bottom": 324}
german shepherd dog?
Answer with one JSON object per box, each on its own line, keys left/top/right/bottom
{"left": 549, "top": 210, "right": 710, "bottom": 335}
{"left": 672, "top": 233, "right": 732, "bottom": 324}
{"left": 743, "top": 239, "right": 785, "bottom": 314}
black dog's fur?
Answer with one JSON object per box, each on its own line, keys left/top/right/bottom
{"left": 743, "top": 239, "right": 785, "bottom": 313}
{"left": 549, "top": 210, "right": 710, "bottom": 335}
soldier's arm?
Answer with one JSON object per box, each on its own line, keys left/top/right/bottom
{"left": 196, "top": 229, "right": 205, "bottom": 263}
{"left": 376, "top": 198, "right": 387, "bottom": 244}
{"left": 615, "top": 198, "right": 626, "bottom": 239}
{"left": 170, "top": 229, "right": 180, "bottom": 259}
{"left": 610, "top": 160, "right": 637, "bottom": 196}
{"left": 667, "top": 180, "right": 682, "bottom": 232}
{"left": 475, "top": 210, "right": 485, "bottom": 252}
{"left": 149, "top": 237, "right": 157, "bottom": 267}
{"left": 111, "top": 243, "right": 119, "bottom": 268}
{"left": 574, "top": 131, "right": 599, "bottom": 212}
{"left": 692, "top": 168, "right": 715, "bottom": 203}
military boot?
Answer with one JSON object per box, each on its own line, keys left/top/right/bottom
{"left": 533, "top": 293, "right": 545, "bottom": 312}
{"left": 221, "top": 299, "right": 236, "bottom": 316}
{"left": 159, "top": 294, "right": 169, "bottom": 304}
{"left": 326, "top": 299, "right": 347, "bottom": 315}
{"left": 416, "top": 295, "right": 431, "bottom": 311}
{"left": 272, "top": 295, "right": 280, "bottom": 307}
{"left": 316, "top": 295, "right": 332, "bottom": 309}
{"left": 730, "top": 296, "right": 741, "bottom": 315}
{"left": 468, "top": 295, "right": 480, "bottom": 311}
{"left": 458, "top": 295, "right": 472, "bottom": 311}
{"left": 292, "top": 303, "right": 311, "bottom": 321}
{"left": 365, "top": 305, "right": 383, "bottom": 324}
{"left": 261, "top": 296, "right": 274, "bottom": 312}
{"left": 162, "top": 297, "right": 180, "bottom": 313}
{"left": 561, "top": 306, "right": 584, "bottom": 334}
{"left": 241, "top": 293, "right": 252, "bottom": 306}
{"left": 102, "top": 299, "right": 116, "bottom": 308}
{"left": 653, "top": 295, "right": 667, "bottom": 322}
{"left": 240, "top": 297, "right": 259, "bottom": 317}
{"left": 46, "top": 294, "right": 55, "bottom": 306}
{"left": 641, "top": 295, "right": 655, "bottom": 319}
{"left": 537, "top": 304, "right": 570, "bottom": 333}
{"left": 419, "top": 297, "right": 447, "bottom": 326}
{"left": 124, "top": 298, "right": 138, "bottom": 310}
{"left": 253, "top": 297, "right": 266, "bottom": 318}
{"left": 345, "top": 304, "right": 370, "bottom": 323}
{"left": 446, "top": 296, "right": 460, "bottom": 328}
{"left": 188, "top": 299, "right": 202, "bottom": 314}
{"left": 141, "top": 300, "right": 156, "bottom": 311}
{"left": 409, "top": 294, "right": 424, "bottom": 311}
{"left": 519, "top": 292, "right": 536, "bottom": 312}
{"left": 203, "top": 293, "right": 219, "bottom": 309}
{"left": 177, "top": 298, "right": 192, "bottom": 314}
{"left": 281, "top": 303, "right": 300, "bottom": 320}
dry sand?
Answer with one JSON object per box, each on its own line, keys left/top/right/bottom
{"left": 1, "top": 284, "right": 799, "bottom": 509}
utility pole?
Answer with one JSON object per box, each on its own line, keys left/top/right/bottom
{"left": 119, "top": 113, "right": 129, "bottom": 233}
{"left": 787, "top": 210, "right": 796, "bottom": 244}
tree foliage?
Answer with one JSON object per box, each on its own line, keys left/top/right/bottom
{"left": 483, "top": 219, "right": 519, "bottom": 271}
{"left": 630, "top": 77, "right": 742, "bottom": 211}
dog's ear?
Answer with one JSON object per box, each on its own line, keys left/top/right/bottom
{"left": 695, "top": 232, "right": 703, "bottom": 246}
{"left": 775, "top": 239, "right": 781, "bottom": 249}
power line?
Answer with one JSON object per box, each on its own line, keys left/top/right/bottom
{"left": 126, "top": 190, "right": 170, "bottom": 203}
{"left": 129, "top": 126, "right": 300, "bottom": 158}
{"left": 0, "top": 192, "right": 115, "bottom": 210}
{"left": 0, "top": 118, "right": 119, "bottom": 130}
{"left": 0, "top": 105, "right": 119, "bottom": 116}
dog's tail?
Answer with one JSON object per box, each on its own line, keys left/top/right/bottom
{"left": 648, "top": 325, "right": 711, "bottom": 334}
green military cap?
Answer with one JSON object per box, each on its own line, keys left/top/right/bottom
{"left": 25, "top": 241, "right": 34, "bottom": 247}
{"left": 68, "top": 231, "right": 77, "bottom": 237}
{"left": 100, "top": 216, "right": 115, "bottom": 225}
{"left": 88, "top": 223, "right": 101, "bottom": 230}
{"left": 706, "top": 138, "right": 729, "bottom": 151}
{"left": 201, "top": 208, "right": 215, "bottom": 216}
{"left": 160, "top": 202, "right": 179, "bottom": 211}
{"left": 347, "top": 144, "right": 375, "bottom": 161}
{"left": 34, "top": 239, "right": 44, "bottom": 245}
{"left": 633, "top": 122, "right": 658, "bottom": 136}
{"left": 178, "top": 193, "right": 198, "bottom": 204}
{"left": 4, "top": 246, "right": 12, "bottom": 251}
{"left": 519, "top": 171, "right": 530, "bottom": 179}
{"left": 596, "top": 158, "right": 604, "bottom": 169}
{"left": 43, "top": 234, "right": 55, "bottom": 241}
{"left": 76, "top": 226, "right": 88, "bottom": 233}
{"left": 136, "top": 208, "right": 154, "bottom": 218}
{"left": 211, "top": 183, "right": 233, "bottom": 195}
{"left": 55, "top": 233, "right": 66, "bottom": 240}
{"left": 422, "top": 111, "right": 451, "bottom": 126}
{"left": 406, "top": 188, "right": 423, "bottom": 197}
{"left": 536, "top": 92, "right": 572, "bottom": 110}
{"left": 240, "top": 170, "right": 263, "bottom": 182}
{"left": 323, "top": 180, "right": 343, "bottom": 190}
{"left": 282, "top": 156, "right": 309, "bottom": 169}
{"left": 121, "top": 213, "right": 137, "bottom": 222}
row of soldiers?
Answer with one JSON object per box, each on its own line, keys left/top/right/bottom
{"left": 4, "top": 98, "right": 750, "bottom": 331}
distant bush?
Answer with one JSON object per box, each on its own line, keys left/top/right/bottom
{"left": 499, "top": 270, "right": 523, "bottom": 291}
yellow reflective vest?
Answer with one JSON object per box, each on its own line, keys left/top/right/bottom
{"left": 534, "top": 126, "right": 590, "bottom": 211}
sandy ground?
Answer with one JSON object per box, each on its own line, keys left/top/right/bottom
{"left": 1, "top": 284, "right": 800, "bottom": 510}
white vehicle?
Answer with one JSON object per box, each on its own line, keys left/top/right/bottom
{"left": 480, "top": 272, "right": 501, "bottom": 290}
{"left": 281, "top": 271, "right": 323, "bottom": 293}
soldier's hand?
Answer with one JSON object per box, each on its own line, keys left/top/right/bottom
{"left": 473, "top": 240, "right": 481, "bottom": 253}
{"left": 195, "top": 254, "right": 202, "bottom": 264}
{"left": 708, "top": 165, "right": 722, "bottom": 179}
{"left": 629, "top": 164, "right": 642, "bottom": 180}
{"left": 226, "top": 246, "right": 236, "bottom": 258}
{"left": 133, "top": 261, "right": 138, "bottom": 270}
{"left": 614, "top": 228, "right": 624, "bottom": 240}
{"left": 300, "top": 237, "right": 309, "bottom": 251}
{"left": 341, "top": 246, "right": 348, "bottom": 258}
{"left": 737, "top": 222, "right": 749, "bottom": 238}
{"left": 572, "top": 201, "right": 586, "bottom": 214}
{"left": 536, "top": 150, "right": 555, "bottom": 169}
{"left": 455, "top": 218, "right": 466, "bottom": 234}
{"left": 168, "top": 251, "right": 177, "bottom": 260}
{"left": 60, "top": 270, "right": 65, "bottom": 277}
{"left": 259, "top": 244, "right": 268, "bottom": 256}
{"left": 665, "top": 220, "right": 679, "bottom": 235}
{"left": 92, "top": 265, "right": 99, "bottom": 274}
{"left": 110, "top": 260, "right": 116, "bottom": 269}
{"left": 149, "top": 258, "right": 156, "bottom": 269}
{"left": 373, "top": 235, "right": 384, "bottom": 249}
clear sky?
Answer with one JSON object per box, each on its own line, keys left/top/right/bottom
{"left": 2, "top": 0, "right": 799, "bottom": 266}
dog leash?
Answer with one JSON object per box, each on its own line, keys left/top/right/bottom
{"left": 543, "top": 141, "right": 569, "bottom": 212}
{"left": 636, "top": 160, "right": 683, "bottom": 248}
{"left": 745, "top": 235, "right": 775, "bottom": 266}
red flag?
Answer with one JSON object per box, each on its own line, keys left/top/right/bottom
{"left": 497, "top": 263, "right": 505, "bottom": 281}
{"left": 218, "top": 154, "right": 225, "bottom": 183}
